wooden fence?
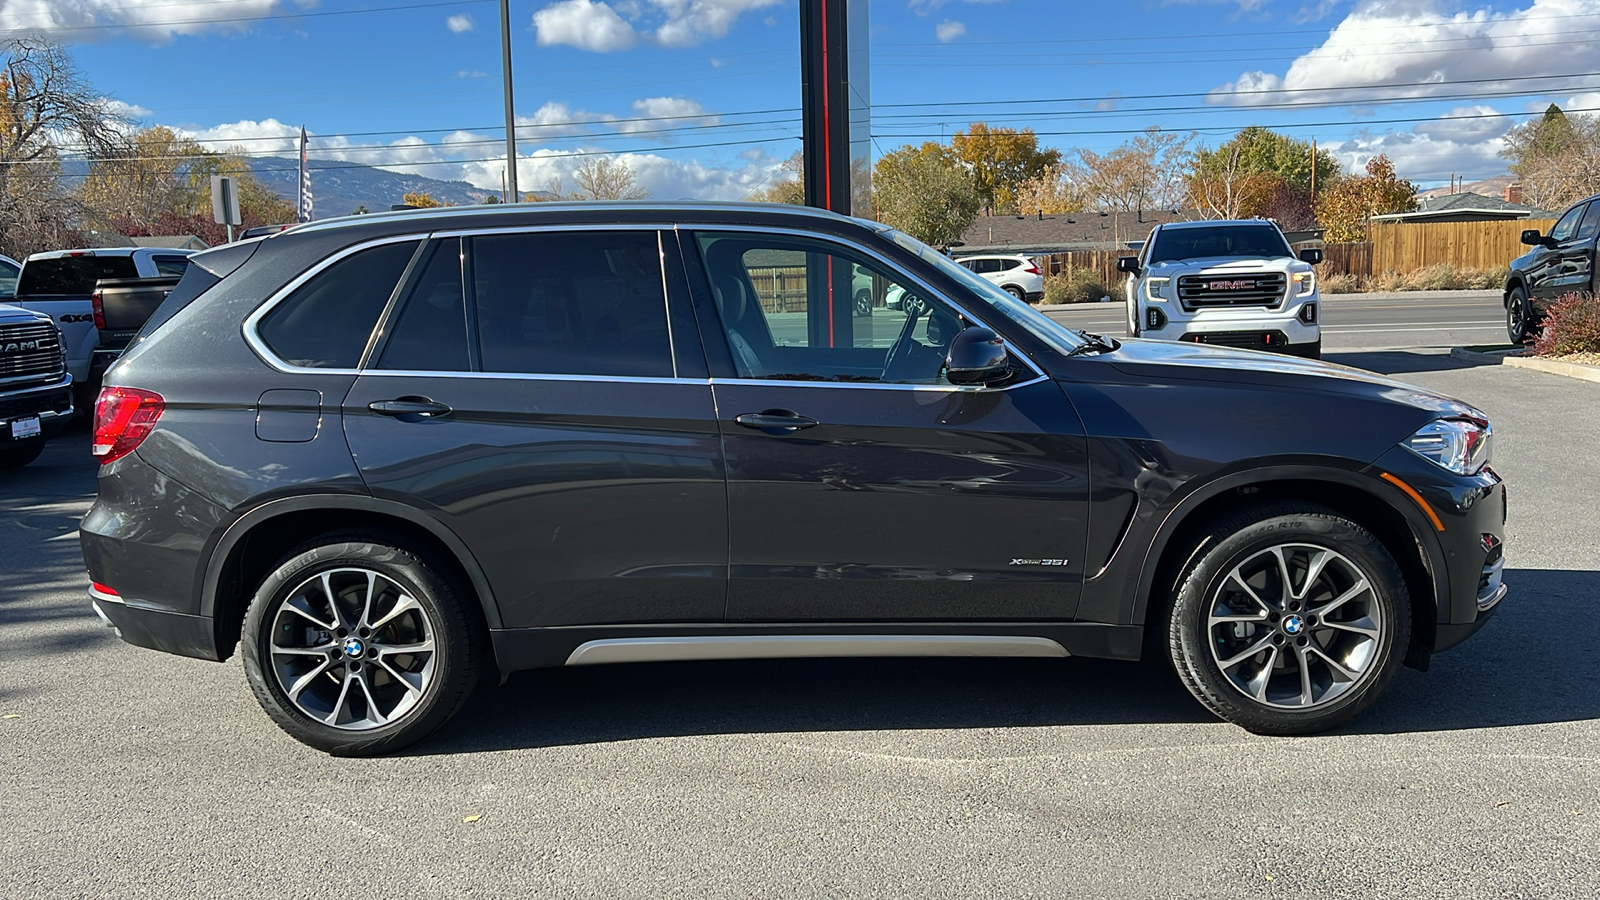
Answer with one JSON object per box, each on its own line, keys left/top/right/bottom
{"left": 1040, "top": 249, "right": 1123, "bottom": 287}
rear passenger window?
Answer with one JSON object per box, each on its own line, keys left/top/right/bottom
{"left": 471, "top": 231, "right": 672, "bottom": 378}
{"left": 152, "top": 256, "right": 190, "bottom": 277}
{"left": 258, "top": 241, "right": 419, "bottom": 368}
{"left": 378, "top": 240, "right": 469, "bottom": 372}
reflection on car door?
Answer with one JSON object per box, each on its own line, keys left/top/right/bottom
{"left": 342, "top": 230, "right": 727, "bottom": 629}
{"left": 1529, "top": 202, "right": 1585, "bottom": 303}
{"left": 683, "top": 229, "right": 1091, "bottom": 622}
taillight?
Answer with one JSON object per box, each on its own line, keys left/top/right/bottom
{"left": 1024, "top": 263, "right": 1040, "bottom": 274}
{"left": 92, "top": 387, "right": 164, "bottom": 464}
{"left": 91, "top": 290, "right": 106, "bottom": 330}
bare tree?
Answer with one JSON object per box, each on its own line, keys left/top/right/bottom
{"left": 1073, "top": 128, "right": 1193, "bottom": 212}
{"left": 0, "top": 36, "right": 125, "bottom": 256}
{"left": 569, "top": 155, "right": 649, "bottom": 201}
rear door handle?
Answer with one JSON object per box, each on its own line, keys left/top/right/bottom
{"left": 369, "top": 397, "right": 452, "bottom": 419}
{"left": 734, "top": 409, "right": 819, "bottom": 433}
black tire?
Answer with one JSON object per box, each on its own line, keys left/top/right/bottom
{"left": 1298, "top": 340, "right": 1321, "bottom": 360}
{"left": 241, "top": 533, "right": 485, "bottom": 755}
{"left": 1166, "top": 503, "right": 1410, "bottom": 735}
{"left": 1003, "top": 285, "right": 1026, "bottom": 301}
{"left": 0, "top": 439, "right": 44, "bottom": 470}
{"left": 853, "top": 291, "right": 872, "bottom": 317}
{"left": 1506, "top": 286, "right": 1534, "bottom": 344}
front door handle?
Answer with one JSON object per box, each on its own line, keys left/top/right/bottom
{"left": 369, "top": 397, "right": 452, "bottom": 419}
{"left": 735, "top": 409, "right": 819, "bottom": 433}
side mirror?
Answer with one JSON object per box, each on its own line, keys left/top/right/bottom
{"left": 1521, "top": 229, "right": 1544, "bottom": 246}
{"left": 1298, "top": 248, "right": 1323, "bottom": 265}
{"left": 1116, "top": 256, "right": 1141, "bottom": 274}
{"left": 945, "top": 327, "right": 1011, "bottom": 386}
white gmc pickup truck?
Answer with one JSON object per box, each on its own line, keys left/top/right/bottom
{"left": 1117, "top": 219, "right": 1324, "bottom": 358}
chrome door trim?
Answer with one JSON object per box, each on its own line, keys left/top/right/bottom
{"left": 564, "top": 634, "right": 1070, "bottom": 666}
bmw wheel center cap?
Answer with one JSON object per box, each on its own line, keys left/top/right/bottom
{"left": 1282, "top": 615, "right": 1305, "bottom": 636}
{"left": 343, "top": 636, "right": 366, "bottom": 658}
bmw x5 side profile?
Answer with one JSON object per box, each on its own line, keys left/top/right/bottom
{"left": 81, "top": 202, "right": 1506, "bottom": 755}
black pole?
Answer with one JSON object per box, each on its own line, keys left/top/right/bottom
{"left": 799, "top": 0, "right": 851, "bottom": 215}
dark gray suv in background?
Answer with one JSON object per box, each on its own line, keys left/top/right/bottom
{"left": 82, "top": 202, "right": 1507, "bottom": 755}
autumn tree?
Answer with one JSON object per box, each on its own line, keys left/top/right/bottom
{"left": 750, "top": 151, "right": 804, "bottom": 204}
{"left": 873, "top": 142, "right": 979, "bottom": 246}
{"left": 1500, "top": 104, "right": 1600, "bottom": 209}
{"left": 570, "top": 155, "right": 649, "bottom": 200}
{"left": 1188, "top": 126, "right": 1340, "bottom": 220}
{"left": 1072, "top": 128, "right": 1193, "bottom": 212}
{"left": 1014, "top": 163, "right": 1083, "bottom": 215}
{"left": 402, "top": 190, "right": 447, "bottom": 208}
{"left": 950, "top": 123, "right": 1061, "bottom": 214}
{"left": 0, "top": 37, "right": 123, "bottom": 257}
{"left": 1314, "top": 154, "right": 1418, "bottom": 243}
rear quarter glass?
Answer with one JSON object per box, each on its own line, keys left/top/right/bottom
{"left": 136, "top": 241, "right": 261, "bottom": 342}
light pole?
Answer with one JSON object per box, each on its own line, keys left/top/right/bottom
{"left": 500, "top": 0, "right": 519, "bottom": 202}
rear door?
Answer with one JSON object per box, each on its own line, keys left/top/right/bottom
{"left": 683, "top": 228, "right": 1090, "bottom": 623}
{"left": 342, "top": 227, "right": 727, "bottom": 629}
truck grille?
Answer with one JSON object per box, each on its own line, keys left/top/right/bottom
{"left": 0, "top": 387, "right": 71, "bottom": 421}
{"left": 0, "top": 321, "right": 65, "bottom": 386}
{"left": 1177, "top": 273, "right": 1287, "bottom": 308}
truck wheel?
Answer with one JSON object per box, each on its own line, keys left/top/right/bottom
{"left": 1166, "top": 504, "right": 1410, "bottom": 735}
{"left": 241, "top": 533, "right": 485, "bottom": 756}
{"left": 1301, "top": 340, "right": 1321, "bottom": 360}
{"left": 1506, "top": 287, "right": 1534, "bottom": 344}
{"left": 0, "top": 440, "right": 44, "bottom": 470}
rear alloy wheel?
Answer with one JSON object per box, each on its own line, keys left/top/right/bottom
{"left": 242, "top": 536, "right": 483, "bottom": 755}
{"left": 1168, "top": 505, "right": 1410, "bottom": 735}
{"left": 1004, "top": 285, "right": 1026, "bottom": 301}
{"left": 1506, "top": 287, "right": 1534, "bottom": 344}
{"left": 0, "top": 439, "right": 44, "bottom": 470}
{"left": 854, "top": 291, "right": 872, "bottom": 317}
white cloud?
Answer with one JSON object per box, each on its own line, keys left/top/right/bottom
{"left": 935, "top": 20, "right": 966, "bottom": 41}
{"left": 446, "top": 13, "right": 474, "bottom": 32}
{"left": 1211, "top": 0, "right": 1600, "bottom": 105}
{"left": 517, "top": 101, "right": 618, "bottom": 137}
{"left": 1332, "top": 107, "right": 1515, "bottom": 184}
{"left": 624, "top": 96, "right": 718, "bottom": 133}
{"left": 532, "top": 0, "right": 639, "bottom": 51}
{"left": 531, "top": 0, "right": 781, "bottom": 52}
{"left": 0, "top": 0, "right": 285, "bottom": 40}
{"left": 100, "top": 98, "right": 154, "bottom": 121}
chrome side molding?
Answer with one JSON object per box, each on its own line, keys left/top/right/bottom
{"left": 564, "top": 634, "right": 1069, "bottom": 666}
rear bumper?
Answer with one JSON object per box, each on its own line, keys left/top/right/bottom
{"left": 89, "top": 584, "right": 220, "bottom": 661}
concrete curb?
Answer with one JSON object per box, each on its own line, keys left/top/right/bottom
{"left": 1450, "top": 346, "right": 1600, "bottom": 383}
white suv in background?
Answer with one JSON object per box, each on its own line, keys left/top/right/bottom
{"left": 1118, "top": 220, "right": 1324, "bottom": 358}
{"left": 953, "top": 254, "right": 1044, "bottom": 302}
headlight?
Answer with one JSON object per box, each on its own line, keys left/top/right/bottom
{"left": 1402, "top": 418, "right": 1492, "bottom": 475}
{"left": 1293, "top": 270, "right": 1315, "bottom": 297}
{"left": 1145, "top": 276, "right": 1170, "bottom": 301}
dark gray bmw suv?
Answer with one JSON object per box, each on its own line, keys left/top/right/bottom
{"left": 82, "top": 202, "right": 1507, "bottom": 755}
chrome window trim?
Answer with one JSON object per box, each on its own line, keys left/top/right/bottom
{"left": 242, "top": 232, "right": 429, "bottom": 376}
{"left": 710, "top": 373, "right": 1049, "bottom": 393}
{"left": 429, "top": 222, "right": 675, "bottom": 239}
{"left": 684, "top": 223, "right": 1047, "bottom": 389}
{"left": 279, "top": 201, "right": 863, "bottom": 237}
{"left": 355, "top": 368, "right": 710, "bottom": 386}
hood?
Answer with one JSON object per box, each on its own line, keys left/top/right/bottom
{"left": 0, "top": 302, "right": 50, "bottom": 325}
{"left": 1094, "top": 337, "right": 1483, "bottom": 419}
{"left": 1148, "top": 256, "right": 1298, "bottom": 271}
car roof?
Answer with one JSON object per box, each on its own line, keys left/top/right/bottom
{"left": 24, "top": 247, "right": 195, "bottom": 260}
{"left": 280, "top": 200, "right": 868, "bottom": 239}
{"left": 1157, "top": 219, "right": 1284, "bottom": 232}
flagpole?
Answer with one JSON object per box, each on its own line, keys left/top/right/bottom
{"left": 298, "top": 126, "right": 314, "bottom": 223}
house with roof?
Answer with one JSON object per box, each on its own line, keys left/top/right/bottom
{"left": 1370, "top": 191, "right": 1558, "bottom": 225}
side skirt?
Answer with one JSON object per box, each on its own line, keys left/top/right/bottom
{"left": 490, "top": 622, "right": 1145, "bottom": 673}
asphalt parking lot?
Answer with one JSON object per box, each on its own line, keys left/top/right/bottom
{"left": 2, "top": 300, "right": 1597, "bottom": 899}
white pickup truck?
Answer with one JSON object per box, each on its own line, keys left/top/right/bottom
{"left": 1117, "top": 220, "right": 1324, "bottom": 358}
{"left": 11, "top": 247, "right": 195, "bottom": 403}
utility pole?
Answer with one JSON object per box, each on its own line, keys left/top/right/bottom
{"left": 1310, "top": 137, "right": 1317, "bottom": 200}
{"left": 500, "top": 0, "right": 519, "bottom": 202}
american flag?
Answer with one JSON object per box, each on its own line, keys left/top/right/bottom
{"left": 297, "top": 126, "right": 314, "bottom": 223}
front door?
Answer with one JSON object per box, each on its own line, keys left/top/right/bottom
{"left": 1529, "top": 202, "right": 1586, "bottom": 302}
{"left": 343, "top": 230, "right": 727, "bottom": 629}
{"left": 684, "top": 229, "right": 1090, "bottom": 622}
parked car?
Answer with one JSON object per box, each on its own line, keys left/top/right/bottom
{"left": 0, "top": 303, "right": 74, "bottom": 469}
{"left": 11, "top": 248, "right": 196, "bottom": 405}
{"left": 1119, "top": 220, "right": 1324, "bottom": 358}
{"left": 0, "top": 254, "right": 20, "bottom": 298}
{"left": 953, "top": 254, "right": 1044, "bottom": 302}
{"left": 1505, "top": 194, "right": 1600, "bottom": 343}
{"left": 90, "top": 275, "right": 183, "bottom": 374}
{"left": 82, "top": 202, "right": 1506, "bottom": 755}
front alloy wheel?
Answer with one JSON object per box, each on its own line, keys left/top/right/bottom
{"left": 1506, "top": 288, "right": 1533, "bottom": 344}
{"left": 1168, "top": 505, "right": 1410, "bottom": 734}
{"left": 242, "top": 536, "right": 483, "bottom": 755}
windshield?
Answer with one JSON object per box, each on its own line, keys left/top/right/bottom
{"left": 1147, "top": 225, "right": 1292, "bottom": 264}
{"left": 882, "top": 228, "right": 1087, "bottom": 355}
{"left": 17, "top": 255, "right": 139, "bottom": 296}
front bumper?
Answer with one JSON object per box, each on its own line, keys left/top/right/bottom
{"left": 1366, "top": 446, "right": 1508, "bottom": 654}
{"left": 0, "top": 374, "right": 75, "bottom": 441}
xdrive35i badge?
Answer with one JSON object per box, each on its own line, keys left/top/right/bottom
{"left": 1009, "top": 558, "right": 1069, "bottom": 566}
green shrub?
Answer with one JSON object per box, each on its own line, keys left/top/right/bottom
{"left": 1043, "top": 269, "right": 1110, "bottom": 304}
{"left": 1534, "top": 292, "right": 1600, "bottom": 356}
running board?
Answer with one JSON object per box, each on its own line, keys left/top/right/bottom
{"left": 564, "top": 634, "right": 1069, "bottom": 666}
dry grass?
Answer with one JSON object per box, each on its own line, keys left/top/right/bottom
{"left": 1042, "top": 269, "right": 1111, "bottom": 304}
{"left": 1318, "top": 264, "right": 1509, "bottom": 294}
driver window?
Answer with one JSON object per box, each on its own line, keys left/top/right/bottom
{"left": 1550, "top": 204, "right": 1585, "bottom": 242}
{"left": 695, "top": 233, "right": 961, "bottom": 385}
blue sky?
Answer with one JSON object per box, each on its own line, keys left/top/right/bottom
{"left": 14, "top": 0, "right": 1600, "bottom": 203}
